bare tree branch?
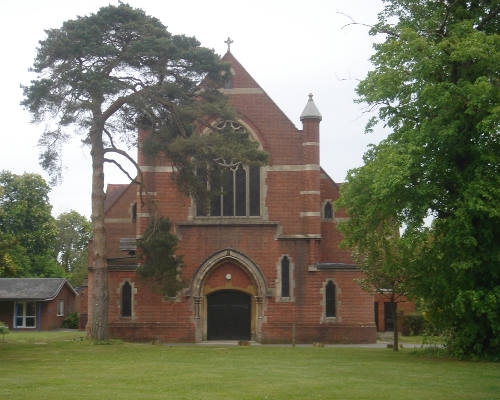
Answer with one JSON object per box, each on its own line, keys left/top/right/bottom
{"left": 103, "top": 142, "right": 147, "bottom": 207}
{"left": 337, "top": 10, "right": 400, "bottom": 38}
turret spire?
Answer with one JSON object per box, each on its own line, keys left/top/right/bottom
{"left": 300, "top": 93, "right": 322, "bottom": 121}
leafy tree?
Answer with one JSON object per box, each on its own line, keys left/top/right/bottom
{"left": 337, "top": 144, "right": 412, "bottom": 351}
{"left": 339, "top": 1, "right": 500, "bottom": 359}
{"left": 22, "top": 4, "right": 266, "bottom": 341}
{"left": 55, "top": 210, "right": 92, "bottom": 285}
{"left": 0, "top": 233, "right": 22, "bottom": 277}
{"left": 0, "top": 171, "right": 60, "bottom": 277}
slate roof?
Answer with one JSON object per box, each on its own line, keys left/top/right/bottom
{"left": 104, "top": 184, "right": 129, "bottom": 213}
{"left": 0, "top": 278, "right": 77, "bottom": 301}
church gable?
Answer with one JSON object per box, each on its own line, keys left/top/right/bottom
{"left": 220, "top": 52, "right": 303, "bottom": 165}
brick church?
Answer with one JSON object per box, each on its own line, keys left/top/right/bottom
{"left": 83, "top": 49, "right": 377, "bottom": 344}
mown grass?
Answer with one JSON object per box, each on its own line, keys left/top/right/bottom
{"left": 0, "top": 331, "right": 498, "bottom": 400}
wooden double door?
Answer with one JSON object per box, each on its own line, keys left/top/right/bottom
{"left": 207, "top": 290, "right": 251, "bottom": 340}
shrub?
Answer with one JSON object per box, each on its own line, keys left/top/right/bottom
{"left": 62, "top": 312, "right": 79, "bottom": 329}
{"left": 402, "top": 313, "right": 426, "bottom": 336}
{"left": 0, "top": 321, "right": 9, "bottom": 341}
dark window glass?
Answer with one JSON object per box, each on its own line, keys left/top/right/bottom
{"left": 121, "top": 282, "right": 132, "bottom": 317}
{"left": 209, "top": 168, "right": 222, "bottom": 216}
{"left": 249, "top": 166, "right": 261, "bottom": 216}
{"left": 197, "top": 198, "right": 207, "bottom": 216}
{"left": 222, "top": 168, "right": 234, "bottom": 216}
{"left": 196, "top": 164, "right": 261, "bottom": 217}
{"left": 235, "top": 166, "right": 246, "bottom": 216}
{"left": 15, "top": 302, "right": 37, "bottom": 328}
{"left": 324, "top": 202, "right": 333, "bottom": 219}
{"left": 325, "top": 281, "right": 336, "bottom": 317}
{"left": 26, "top": 302, "right": 36, "bottom": 315}
{"left": 281, "top": 256, "right": 290, "bottom": 298}
{"left": 384, "top": 302, "right": 394, "bottom": 331}
{"left": 210, "top": 197, "right": 221, "bottom": 216}
{"left": 132, "top": 202, "right": 137, "bottom": 222}
{"left": 196, "top": 167, "right": 208, "bottom": 216}
{"left": 224, "top": 75, "right": 233, "bottom": 89}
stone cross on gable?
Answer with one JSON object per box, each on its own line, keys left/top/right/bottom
{"left": 224, "top": 37, "right": 234, "bottom": 52}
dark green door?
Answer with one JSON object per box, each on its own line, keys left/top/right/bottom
{"left": 207, "top": 290, "right": 251, "bottom": 340}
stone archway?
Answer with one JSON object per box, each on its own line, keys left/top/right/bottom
{"left": 191, "top": 248, "right": 269, "bottom": 342}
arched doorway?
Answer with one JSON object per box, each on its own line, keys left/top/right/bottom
{"left": 191, "top": 248, "right": 269, "bottom": 342}
{"left": 207, "top": 290, "right": 251, "bottom": 340}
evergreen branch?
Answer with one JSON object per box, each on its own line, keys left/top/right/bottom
{"left": 476, "top": 4, "right": 500, "bottom": 32}
{"left": 156, "top": 97, "right": 188, "bottom": 138}
{"left": 103, "top": 145, "right": 147, "bottom": 208}
{"left": 435, "top": 0, "right": 456, "bottom": 37}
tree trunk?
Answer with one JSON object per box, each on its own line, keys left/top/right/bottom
{"left": 88, "top": 125, "right": 109, "bottom": 341}
{"left": 391, "top": 300, "right": 399, "bottom": 352}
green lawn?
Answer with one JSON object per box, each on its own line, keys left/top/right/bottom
{"left": 0, "top": 331, "right": 498, "bottom": 400}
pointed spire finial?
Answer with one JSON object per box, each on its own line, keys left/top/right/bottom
{"left": 224, "top": 37, "right": 234, "bottom": 52}
{"left": 300, "top": 93, "right": 322, "bottom": 121}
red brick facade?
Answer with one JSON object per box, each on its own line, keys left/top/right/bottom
{"left": 86, "top": 51, "right": 377, "bottom": 343}
{"left": 374, "top": 294, "right": 416, "bottom": 332}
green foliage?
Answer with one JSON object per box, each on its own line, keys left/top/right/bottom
{"left": 340, "top": 1, "right": 500, "bottom": 359}
{"left": 401, "top": 313, "right": 426, "bottom": 336}
{"left": 55, "top": 211, "right": 91, "bottom": 285}
{"left": 0, "top": 233, "right": 23, "bottom": 277}
{"left": 336, "top": 143, "right": 411, "bottom": 353}
{"left": 137, "top": 217, "right": 185, "bottom": 297}
{"left": 62, "top": 312, "right": 79, "bottom": 329}
{"left": 0, "top": 321, "right": 9, "bottom": 341}
{"left": 0, "top": 171, "right": 60, "bottom": 277}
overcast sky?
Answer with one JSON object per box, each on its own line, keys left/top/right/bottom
{"left": 0, "top": 0, "right": 387, "bottom": 218}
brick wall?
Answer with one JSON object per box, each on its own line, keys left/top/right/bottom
{"left": 89, "top": 51, "right": 380, "bottom": 344}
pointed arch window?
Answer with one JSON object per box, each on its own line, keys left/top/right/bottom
{"left": 195, "top": 121, "right": 261, "bottom": 218}
{"left": 281, "top": 256, "right": 290, "bottom": 298}
{"left": 196, "top": 164, "right": 260, "bottom": 217}
{"left": 121, "top": 281, "right": 132, "bottom": 318}
{"left": 324, "top": 201, "right": 333, "bottom": 220}
{"left": 325, "top": 280, "right": 336, "bottom": 318}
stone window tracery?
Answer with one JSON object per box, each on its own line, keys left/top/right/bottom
{"left": 196, "top": 121, "right": 261, "bottom": 217}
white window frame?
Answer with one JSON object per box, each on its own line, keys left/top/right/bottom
{"left": 56, "top": 300, "right": 64, "bottom": 317}
{"left": 14, "top": 302, "right": 37, "bottom": 328}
